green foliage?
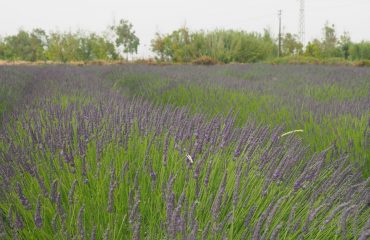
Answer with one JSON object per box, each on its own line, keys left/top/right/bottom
{"left": 192, "top": 56, "right": 219, "bottom": 65}
{"left": 150, "top": 22, "right": 370, "bottom": 64}
{"left": 110, "top": 19, "right": 140, "bottom": 59}
{"left": 305, "top": 40, "right": 322, "bottom": 58}
{"left": 321, "top": 23, "right": 341, "bottom": 58}
{"left": 151, "top": 27, "right": 194, "bottom": 62}
{"left": 304, "top": 23, "right": 355, "bottom": 60}
{"left": 268, "top": 56, "right": 370, "bottom": 67}
{"left": 339, "top": 32, "right": 351, "bottom": 59}
{"left": 281, "top": 33, "right": 303, "bottom": 56}
{"left": 349, "top": 41, "right": 370, "bottom": 60}
{"left": 1, "top": 21, "right": 370, "bottom": 64}
{"left": 45, "top": 31, "right": 118, "bottom": 62}
{"left": 0, "top": 21, "right": 138, "bottom": 62}
{"left": 45, "top": 32, "right": 79, "bottom": 62}
{"left": 151, "top": 28, "right": 277, "bottom": 63}
{"left": 1, "top": 29, "right": 47, "bottom": 61}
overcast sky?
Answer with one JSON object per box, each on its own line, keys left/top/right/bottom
{"left": 1, "top": 0, "right": 370, "bottom": 57}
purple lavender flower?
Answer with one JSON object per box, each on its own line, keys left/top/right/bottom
{"left": 217, "top": 212, "right": 233, "bottom": 233}
{"left": 270, "top": 224, "right": 283, "bottom": 240}
{"left": 103, "top": 225, "right": 110, "bottom": 240}
{"left": 303, "top": 204, "right": 325, "bottom": 232}
{"left": 149, "top": 164, "right": 157, "bottom": 190}
{"left": 35, "top": 173, "right": 48, "bottom": 197}
{"left": 34, "top": 196, "right": 42, "bottom": 228}
{"left": 287, "top": 205, "right": 297, "bottom": 233}
{"left": 252, "top": 200, "right": 274, "bottom": 240}
{"left": 51, "top": 213, "right": 58, "bottom": 233}
{"left": 233, "top": 166, "right": 242, "bottom": 208}
{"left": 15, "top": 212, "right": 24, "bottom": 230}
{"left": 107, "top": 168, "right": 116, "bottom": 213}
{"left": 16, "top": 182, "right": 32, "bottom": 210}
{"left": 91, "top": 225, "right": 97, "bottom": 240}
{"left": 56, "top": 192, "right": 65, "bottom": 219}
{"left": 7, "top": 205, "right": 13, "bottom": 228}
{"left": 211, "top": 172, "right": 227, "bottom": 221}
{"left": 189, "top": 220, "right": 198, "bottom": 240}
{"left": 204, "top": 160, "right": 213, "bottom": 187}
{"left": 0, "top": 211, "right": 5, "bottom": 238}
{"left": 77, "top": 205, "right": 85, "bottom": 240}
{"left": 359, "top": 230, "right": 370, "bottom": 240}
{"left": 50, "top": 179, "right": 58, "bottom": 203}
{"left": 359, "top": 218, "right": 370, "bottom": 240}
{"left": 129, "top": 193, "right": 141, "bottom": 225}
{"left": 340, "top": 205, "right": 356, "bottom": 238}
{"left": 323, "top": 202, "right": 349, "bottom": 225}
{"left": 132, "top": 216, "right": 141, "bottom": 240}
{"left": 244, "top": 205, "right": 257, "bottom": 228}
{"left": 68, "top": 180, "right": 78, "bottom": 205}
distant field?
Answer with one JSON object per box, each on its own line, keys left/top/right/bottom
{"left": 108, "top": 64, "right": 370, "bottom": 174}
{"left": 0, "top": 64, "right": 369, "bottom": 239}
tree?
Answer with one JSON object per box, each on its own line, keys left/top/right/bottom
{"left": 29, "top": 28, "right": 48, "bottom": 61}
{"left": 0, "top": 29, "right": 47, "bottom": 61}
{"left": 151, "top": 27, "right": 194, "bottom": 62}
{"left": 0, "top": 37, "right": 5, "bottom": 59}
{"left": 305, "top": 39, "right": 322, "bottom": 58}
{"left": 151, "top": 28, "right": 278, "bottom": 63}
{"left": 151, "top": 32, "right": 173, "bottom": 61}
{"left": 339, "top": 32, "right": 351, "bottom": 59}
{"left": 282, "top": 33, "right": 303, "bottom": 56}
{"left": 110, "top": 19, "right": 140, "bottom": 59}
{"left": 168, "top": 27, "right": 193, "bottom": 62}
{"left": 321, "top": 23, "right": 341, "bottom": 57}
{"left": 349, "top": 41, "right": 370, "bottom": 60}
{"left": 86, "top": 33, "right": 118, "bottom": 60}
{"left": 45, "top": 31, "right": 80, "bottom": 62}
{"left": 3, "top": 30, "right": 32, "bottom": 61}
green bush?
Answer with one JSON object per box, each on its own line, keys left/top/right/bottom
{"left": 192, "top": 56, "right": 219, "bottom": 65}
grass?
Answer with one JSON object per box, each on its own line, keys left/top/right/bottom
{"left": 267, "top": 56, "right": 370, "bottom": 67}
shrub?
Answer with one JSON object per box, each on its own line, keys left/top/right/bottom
{"left": 192, "top": 56, "right": 219, "bottom": 65}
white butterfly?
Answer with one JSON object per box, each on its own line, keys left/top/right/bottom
{"left": 186, "top": 154, "right": 193, "bottom": 164}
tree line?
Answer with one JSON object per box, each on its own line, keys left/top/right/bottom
{"left": 151, "top": 28, "right": 277, "bottom": 63}
{"left": 151, "top": 23, "right": 370, "bottom": 63}
{"left": 0, "top": 19, "right": 139, "bottom": 62}
{"left": 0, "top": 20, "right": 369, "bottom": 63}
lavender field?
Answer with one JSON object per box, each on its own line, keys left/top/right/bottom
{"left": 0, "top": 64, "right": 369, "bottom": 239}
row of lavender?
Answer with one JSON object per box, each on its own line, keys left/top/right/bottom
{"left": 106, "top": 64, "right": 370, "bottom": 175}
{"left": 0, "top": 95, "right": 369, "bottom": 237}
{"left": 106, "top": 64, "right": 370, "bottom": 119}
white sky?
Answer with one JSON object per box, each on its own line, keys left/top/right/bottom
{"left": 1, "top": 0, "right": 370, "bottom": 57}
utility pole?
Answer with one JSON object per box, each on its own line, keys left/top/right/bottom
{"left": 298, "top": 0, "right": 305, "bottom": 44}
{"left": 278, "top": 10, "right": 282, "bottom": 57}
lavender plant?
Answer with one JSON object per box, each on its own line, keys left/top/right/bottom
{"left": 0, "top": 64, "right": 369, "bottom": 239}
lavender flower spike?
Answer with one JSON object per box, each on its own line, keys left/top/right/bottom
{"left": 34, "top": 196, "right": 43, "bottom": 228}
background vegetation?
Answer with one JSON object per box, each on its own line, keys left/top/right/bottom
{"left": 0, "top": 19, "right": 139, "bottom": 62}
{"left": 1, "top": 21, "right": 370, "bottom": 64}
